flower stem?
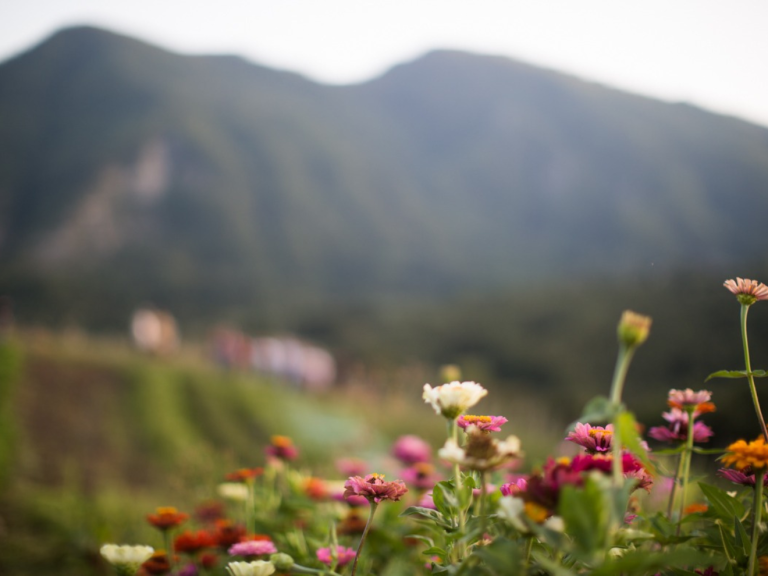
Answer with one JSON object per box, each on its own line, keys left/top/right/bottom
{"left": 666, "top": 452, "right": 684, "bottom": 521}
{"left": 479, "top": 470, "right": 488, "bottom": 536}
{"left": 350, "top": 501, "right": 378, "bottom": 576}
{"left": 609, "top": 344, "right": 635, "bottom": 487}
{"left": 748, "top": 468, "right": 766, "bottom": 576}
{"left": 676, "top": 408, "right": 696, "bottom": 536}
{"left": 740, "top": 304, "right": 768, "bottom": 441}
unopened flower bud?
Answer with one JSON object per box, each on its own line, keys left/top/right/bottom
{"left": 617, "top": 310, "right": 651, "bottom": 349}
{"left": 270, "top": 553, "right": 294, "bottom": 571}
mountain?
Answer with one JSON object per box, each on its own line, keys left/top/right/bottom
{"left": 1, "top": 25, "right": 768, "bottom": 331}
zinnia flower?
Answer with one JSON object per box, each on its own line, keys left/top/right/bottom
{"left": 100, "top": 544, "right": 154, "bottom": 573}
{"left": 316, "top": 545, "right": 357, "bottom": 567}
{"left": 146, "top": 507, "right": 189, "bottom": 531}
{"left": 391, "top": 434, "right": 432, "bottom": 464}
{"left": 718, "top": 467, "right": 768, "bottom": 486}
{"left": 228, "top": 540, "right": 278, "bottom": 557}
{"left": 457, "top": 415, "right": 508, "bottom": 433}
{"left": 343, "top": 473, "right": 408, "bottom": 503}
{"left": 423, "top": 381, "right": 488, "bottom": 419}
{"left": 565, "top": 423, "right": 613, "bottom": 454}
{"left": 226, "top": 560, "right": 276, "bottom": 576}
{"left": 225, "top": 468, "right": 264, "bottom": 482}
{"left": 500, "top": 477, "right": 528, "bottom": 496}
{"left": 218, "top": 483, "right": 249, "bottom": 502}
{"left": 648, "top": 409, "right": 714, "bottom": 444}
{"left": 142, "top": 551, "right": 173, "bottom": 575}
{"left": 265, "top": 436, "right": 299, "bottom": 461}
{"left": 721, "top": 437, "right": 768, "bottom": 470}
{"left": 174, "top": 530, "right": 216, "bottom": 554}
{"left": 667, "top": 389, "right": 715, "bottom": 413}
{"left": 401, "top": 462, "right": 441, "bottom": 490}
{"left": 724, "top": 277, "right": 768, "bottom": 306}
{"left": 438, "top": 428, "right": 521, "bottom": 471}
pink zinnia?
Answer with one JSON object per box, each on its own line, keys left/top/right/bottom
{"left": 418, "top": 492, "right": 436, "bottom": 509}
{"left": 336, "top": 457, "right": 368, "bottom": 477}
{"left": 666, "top": 389, "right": 715, "bottom": 413}
{"left": 724, "top": 277, "right": 768, "bottom": 305}
{"left": 565, "top": 423, "right": 613, "bottom": 454}
{"left": 316, "top": 545, "right": 356, "bottom": 567}
{"left": 391, "top": 435, "right": 432, "bottom": 464}
{"left": 500, "top": 477, "right": 527, "bottom": 497}
{"left": 343, "top": 473, "right": 408, "bottom": 503}
{"left": 401, "top": 462, "right": 441, "bottom": 491}
{"left": 228, "top": 539, "right": 277, "bottom": 557}
{"left": 457, "top": 415, "right": 508, "bottom": 433}
{"left": 648, "top": 409, "right": 714, "bottom": 444}
{"left": 718, "top": 467, "right": 768, "bottom": 486}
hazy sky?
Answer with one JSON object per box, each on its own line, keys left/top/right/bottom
{"left": 3, "top": 0, "right": 768, "bottom": 127}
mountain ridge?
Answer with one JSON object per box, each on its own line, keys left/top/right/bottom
{"left": 1, "top": 25, "right": 768, "bottom": 331}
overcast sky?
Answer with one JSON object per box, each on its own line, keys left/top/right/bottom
{"left": 3, "top": 0, "right": 768, "bottom": 127}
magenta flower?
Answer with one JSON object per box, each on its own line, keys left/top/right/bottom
{"left": 265, "top": 435, "right": 299, "bottom": 461}
{"left": 316, "top": 545, "right": 356, "bottom": 567}
{"left": 336, "top": 458, "right": 368, "bottom": 477}
{"left": 724, "top": 277, "right": 768, "bottom": 305}
{"left": 648, "top": 409, "right": 714, "bottom": 444}
{"left": 343, "top": 473, "right": 408, "bottom": 503}
{"left": 228, "top": 540, "right": 278, "bottom": 557}
{"left": 565, "top": 423, "right": 613, "bottom": 454}
{"left": 500, "top": 477, "right": 527, "bottom": 497}
{"left": 401, "top": 462, "right": 441, "bottom": 491}
{"left": 457, "top": 415, "right": 508, "bottom": 433}
{"left": 718, "top": 467, "right": 768, "bottom": 486}
{"left": 391, "top": 435, "right": 432, "bottom": 464}
{"left": 418, "top": 492, "right": 436, "bottom": 509}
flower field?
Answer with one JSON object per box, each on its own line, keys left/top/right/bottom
{"left": 6, "top": 278, "right": 768, "bottom": 574}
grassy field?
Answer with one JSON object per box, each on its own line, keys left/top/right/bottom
{"left": 0, "top": 329, "right": 571, "bottom": 575}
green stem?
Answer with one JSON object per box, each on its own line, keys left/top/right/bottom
{"left": 479, "top": 470, "right": 488, "bottom": 536}
{"left": 350, "top": 501, "right": 378, "bottom": 576}
{"left": 163, "top": 530, "right": 174, "bottom": 573}
{"left": 748, "top": 468, "right": 766, "bottom": 576}
{"left": 609, "top": 345, "right": 635, "bottom": 487}
{"left": 666, "top": 452, "right": 685, "bottom": 521}
{"left": 676, "top": 408, "right": 696, "bottom": 536}
{"left": 740, "top": 304, "right": 768, "bottom": 441}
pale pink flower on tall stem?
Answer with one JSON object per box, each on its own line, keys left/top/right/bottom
{"left": 724, "top": 277, "right": 768, "bottom": 305}
{"left": 343, "top": 474, "right": 408, "bottom": 504}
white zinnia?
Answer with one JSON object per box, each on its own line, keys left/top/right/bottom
{"left": 100, "top": 544, "right": 154, "bottom": 567}
{"left": 423, "top": 381, "right": 488, "bottom": 419}
{"left": 226, "top": 560, "right": 277, "bottom": 576}
{"left": 218, "top": 482, "right": 249, "bottom": 501}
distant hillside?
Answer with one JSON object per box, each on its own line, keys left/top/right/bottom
{"left": 1, "top": 26, "right": 768, "bottom": 331}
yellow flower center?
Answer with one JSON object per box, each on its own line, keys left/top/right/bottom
{"left": 588, "top": 429, "right": 612, "bottom": 438}
{"left": 524, "top": 502, "right": 549, "bottom": 524}
{"left": 463, "top": 415, "right": 492, "bottom": 424}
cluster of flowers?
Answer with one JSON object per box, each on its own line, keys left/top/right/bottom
{"left": 99, "top": 277, "right": 768, "bottom": 575}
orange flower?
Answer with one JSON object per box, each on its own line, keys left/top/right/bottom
{"left": 722, "top": 437, "right": 768, "bottom": 470}
{"left": 141, "top": 551, "right": 172, "bottom": 574}
{"left": 146, "top": 507, "right": 189, "bottom": 531}
{"left": 683, "top": 503, "right": 708, "bottom": 515}
{"left": 225, "top": 467, "right": 264, "bottom": 482}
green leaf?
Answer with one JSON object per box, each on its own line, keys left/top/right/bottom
{"left": 558, "top": 475, "right": 611, "bottom": 558}
{"left": 705, "top": 369, "right": 768, "bottom": 381}
{"left": 615, "top": 410, "right": 655, "bottom": 474}
{"left": 734, "top": 515, "right": 751, "bottom": 559}
{"left": 699, "top": 482, "right": 746, "bottom": 521}
{"left": 471, "top": 538, "right": 524, "bottom": 574}
{"left": 589, "top": 548, "right": 708, "bottom": 575}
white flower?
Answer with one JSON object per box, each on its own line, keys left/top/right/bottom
{"left": 438, "top": 430, "right": 522, "bottom": 471}
{"left": 226, "top": 560, "right": 276, "bottom": 576}
{"left": 423, "top": 381, "right": 488, "bottom": 419}
{"left": 543, "top": 515, "right": 565, "bottom": 532}
{"left": 100, "top": 544, "right": 154, "bottom": 568}
{"left": 497, "top": 496, "right": 528, "bottom": 532}
{"left": 218, "top": 482, "right": 249, "bottom": 501}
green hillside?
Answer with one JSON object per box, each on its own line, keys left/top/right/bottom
{"left": 1, "top": 26, "right": 768, "bottom": 332}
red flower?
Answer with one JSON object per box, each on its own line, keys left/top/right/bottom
{"left": 146, "top": 507, "right": 189, "bottom": 531}
{"left": 225, "top": 468, "right": 264, "bottom": 482}
{"left": 211, "top": 519, "right": 246, "bottom": 550}
{"left": 174, "top": 530, "right": 216, "bottom": 554}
